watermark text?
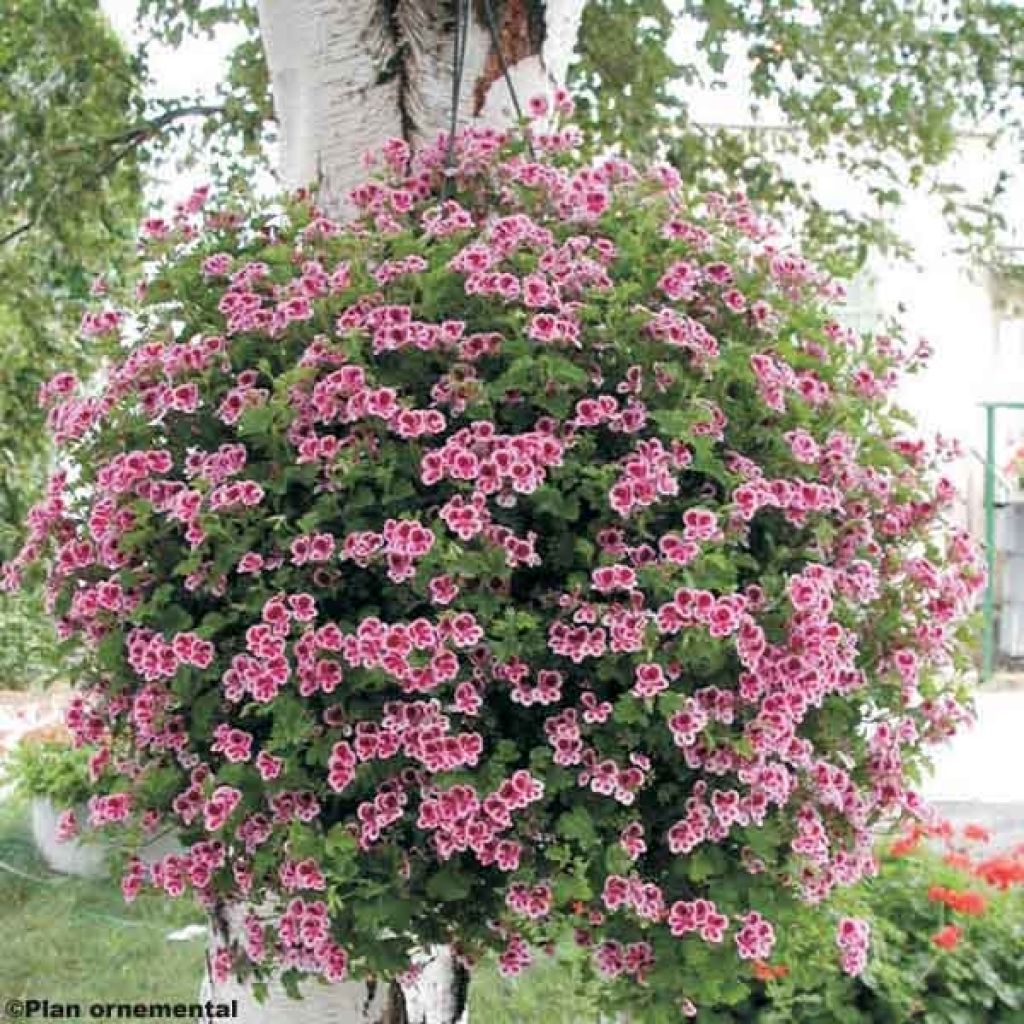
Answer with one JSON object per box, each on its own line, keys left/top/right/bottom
{"left": 3, "top": 1000, "right": 239, "bottom": 1020}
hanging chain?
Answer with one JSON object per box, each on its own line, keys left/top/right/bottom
{"left": 481, "top": 0, "right": 535, "bottom": 159}
{"left": 442, "top": 0, "right": 471, "bottom": 199}
{"left": 442, "top": 0, "right": 535, "bottom": 200}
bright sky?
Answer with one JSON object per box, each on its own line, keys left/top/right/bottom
{"left": 101, "top": 0, "right": 238, "bottom": 91}
{"left": 100, "top": 0, "right": 251, "bottom": 203}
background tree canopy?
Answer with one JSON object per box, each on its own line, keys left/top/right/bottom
{"left": 574, "top": 0, "right": 1024, "bottom": 274}
{"left": 1, "top": 1, "right": 141, "bottom": 683}
{"left": 1, "top": 0, "right": 1022, "bottom": 685}
{"left": 1, "top": 1, "right": 271, "bottom": 557}
{"left": 1, "top": 0, "right": 139, "bottom": 546}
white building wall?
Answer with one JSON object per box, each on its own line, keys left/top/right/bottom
{"left": 665, "top": 23, "right": 1022, "bottom": 540}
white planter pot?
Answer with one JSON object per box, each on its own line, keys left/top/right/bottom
{"left": 137, "top": 828, "right": 187, "bottom": 865}
{"left": 29, "top": 797, "right": 185, "bottom": 877}
{"left": 30, "top": 797, "right": 107, "bottom": 878}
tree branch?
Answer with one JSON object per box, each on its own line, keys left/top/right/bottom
{"left": 0, "top": 220, "right": 35, "bottom": 249}
{"left": 103, "top": 103, "right": 226, "bottom": 146}
{"left": 49, "top": 103, "right": 227, "bottom": 155}
{"left": 1, "top": 103, "right": 227, "bottom": 250}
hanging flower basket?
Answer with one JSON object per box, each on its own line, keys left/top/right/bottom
{"left": 2, "top": 96, "right": 985, "bottom": 1017}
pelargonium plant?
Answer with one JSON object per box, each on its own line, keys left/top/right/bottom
{"left": 2, "top": 92, "right": 984, "bottom": 1018}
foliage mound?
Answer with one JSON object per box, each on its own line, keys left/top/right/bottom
{"left": 2, "top": 96, "right": 984, "bottom": 1017}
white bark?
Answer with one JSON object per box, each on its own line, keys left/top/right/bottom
{"left": 206, "top": 2, "right": 586, "bottom": 1019}
{"left": 257, "top": 0, "right": 586, "bottom": 206}
{"left": 202, "top": 905, "right": 468, "bottom": 1024}
{"left": 202, "top": 962, "right": 398, "bottom": 1024}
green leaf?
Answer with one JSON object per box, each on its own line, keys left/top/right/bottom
{"left": 557, "top": 806, "right": 598, "bottom": 846}
{"left": 425, "top": 867, "right": 472, "bottom": 902}
{"left": 190, "top": 689, "right": 220, "bottom": 735}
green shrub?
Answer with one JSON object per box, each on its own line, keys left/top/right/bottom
{"left": 0, "top": 586, "right": 65, "bottom": 691}
{"left": 754, "top": 830, "right": 1024, "bottom": 1024}
{"left": 468, "top": 827, "right": 1024, "bottom": 1023}
{"left": 5, "top": 738, "right": 92, "bottom": 808}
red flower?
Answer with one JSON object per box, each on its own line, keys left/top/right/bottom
{"left": 924, "top": 819, "right": 955, "bottom": 842}
{"left": 928, "top": 885, "right": 988, "bottom": 916}
{"left": 943, "top": 851, "right": 973, "bottom": 872}
{"left": 963, "top": 823, "right": 991, "bottom": 843}
{"left": 753, "top": 961, "right": 790, "bottom": 982}
{"left": 974, "top": 853, "right": 1024, "bottom": 890}
{"left": 890, "top": 832, "right": 920, "bottom": 857}
{"left": 948, "top": 889, "right": 987, "bottom": 916}
{"left": 931, "top": 925, "right": 963, "bottom": 951}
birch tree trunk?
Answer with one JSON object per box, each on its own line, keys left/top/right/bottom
{"left": 257, "top": 0, "right": 586, "bottom": 205}
{"left": 202, "top": 1, "right": 585, "bottom": 1021}
{"left": 202, "top": 911, "right": 469, "bottom": 1024}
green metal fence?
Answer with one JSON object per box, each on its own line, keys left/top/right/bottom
{"left": 981, "top": 401, "right": 1024, "bottom": 680}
